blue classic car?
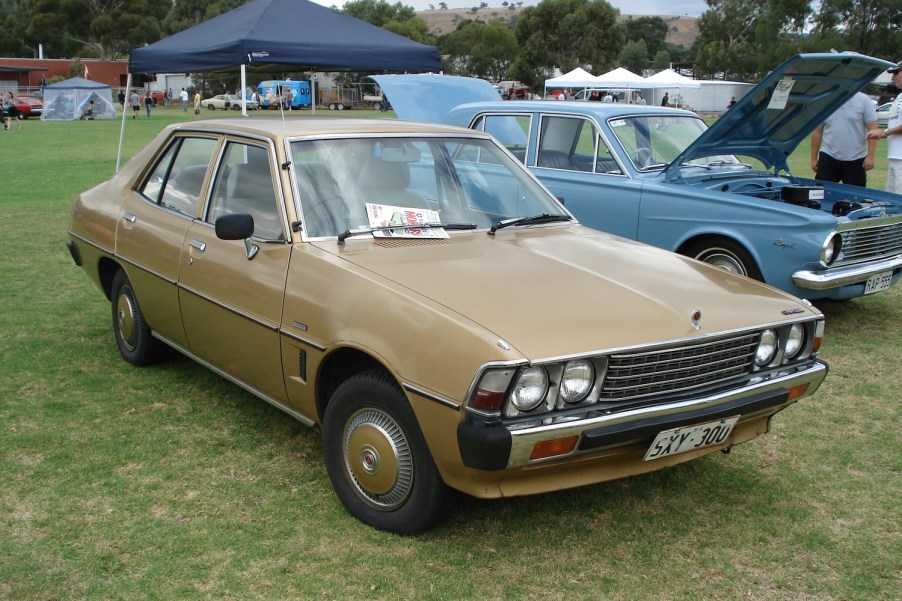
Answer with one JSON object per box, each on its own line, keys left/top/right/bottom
{"left": 374, "top": 54, "right": 902, "bottom": 300}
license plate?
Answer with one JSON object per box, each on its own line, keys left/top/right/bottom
{"left": 863, "top": 271, "right": 893, "bottom": 295}
{"left": 644, "top": 416, "right": 739, "bottom": 461}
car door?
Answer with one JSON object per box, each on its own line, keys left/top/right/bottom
{"left": 532, "top": 114, "right": 643, "bottom": 239}
{"left": 116, "top": 134, "right": 220, "bottom": 349}
{"left": 178, "top": 139, "right": 292, "bottom": 403}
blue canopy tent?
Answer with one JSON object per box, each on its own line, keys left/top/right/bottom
{"left": 129, "top": 0, "right": 442, "bottom": 75}
{"left": 119, "top": 0, "right": 442, "bottom": 168}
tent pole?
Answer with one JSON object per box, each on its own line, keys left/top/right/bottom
{"left": 116, "top": 73, "right": 132, "bottom": 173}
{"left": 310, "top": 70, "right": 316, "bottom": 115}
{"left": 241, "top": 65, "right": 248, "bottom": 116}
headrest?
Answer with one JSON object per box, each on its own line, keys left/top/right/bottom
{"left": 359, "top": 158, "right": 410, "bottom": 189}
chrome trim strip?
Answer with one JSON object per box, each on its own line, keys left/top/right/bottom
{"left": 279, "top": 328, "right": 327, "bottom": 352}
{"left": 177, "top": 284, "right": 279, "bottom": 331}
{"left": 835, "top": 213, "right": 902, "bottom": 231}
{"left": 152, "top": 333, "right": 316, "bottom": 428}
{"left": 403, "top": 383, "right": 461, "bottom": 410}
{"left": 792, "top": 254, "right": 902, "bottom": 289}
{"left": 505, "top": 361, "right": 827, "bottom": 467}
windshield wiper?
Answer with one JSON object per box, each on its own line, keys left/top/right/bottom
{"left": 337, "top": 222, "right": 476, "bottom": 244}
{"left": 488, "top": 213, "right": 573, "bottom": 235}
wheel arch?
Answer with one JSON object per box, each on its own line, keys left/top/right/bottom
{"left": 97, "top": 257, "right": 123, "bottom": 301}
{"left": 676, "top": 232, "right": 764, "bottom": 279}
{"left": 315, "top": 347, "right": 397, "bottom": 422}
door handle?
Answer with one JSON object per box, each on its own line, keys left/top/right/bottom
{"left": 188, "top": 239, "right": 206, "bottom": 252}
{"left": 122, "top": 212, "right": 136, "bottom": 223}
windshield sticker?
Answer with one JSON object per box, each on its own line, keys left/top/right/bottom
{"left": 366, "top": 203, "right": 449, "bottom": 239}
{"left": 610, "top": 119, "right": 627, "bottom": 127}
{"left": 767, "top": 78, "right": 795, "bottom": 110}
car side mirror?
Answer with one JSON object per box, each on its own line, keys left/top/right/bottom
{"left": 215, "top": 213, "right": 258, "bottom": 260}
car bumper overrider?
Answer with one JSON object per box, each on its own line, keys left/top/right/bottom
{"left": 458, "top": 360, "right": 828, "bottom": 471}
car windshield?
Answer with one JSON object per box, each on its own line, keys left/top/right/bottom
{"left": 291, "top": 136, "right": 569, "bottom": 239}
{"left": 607, "top": 115, "right": 742, "bottom": 170}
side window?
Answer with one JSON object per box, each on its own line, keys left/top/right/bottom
{"left": 472, "top": 114, "right": 530, "bottom": 163}
{"left": 595, "top": 136, "right": 622, "bottom": 174}
{"left": 140, "top": 137, "right": 217, "bottom": 217}
{"left": 538, "top": 116, "right": 582, "bottom": 171}
{"left": 207, "top": 142, "right": 283, "bottom": 240}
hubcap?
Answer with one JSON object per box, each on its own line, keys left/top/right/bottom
{"left": 116, "top": 290, "right": 138, "bottom": 349}
{"left": 701, "top": 251, "right": 746, "bottom": 276}
{"left": 342, "top": 408, "right": 412, "bottom": 510}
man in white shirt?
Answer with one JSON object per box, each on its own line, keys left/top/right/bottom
{"left": 868, "top": 60, "right": 902, "bottom": 193}
{"left": 810, "top": 92, "right": 878, "bottom": 186}
{"left": 179, "top": 88, "right": 189, "bottom": 112}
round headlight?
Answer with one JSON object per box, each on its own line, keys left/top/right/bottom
{"left": 784, "top": 323, "right": 805, "bottom": 360}
{"left": 560, "top": 359, "right": 595, "bottom": 404}
{"left": 820, "top": 233, "right": 841, "bottom": 267}
{"left": 510, "top": 366, "right": 548, "bottom": 411}
{"left": 755, "top": 329, "right": 778, "bottom": 366}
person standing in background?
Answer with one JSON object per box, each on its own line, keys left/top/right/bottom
{"left": 867, "top": 60, "right": 902, "bottom": 193}
{"left": 179, "top": 87, "right": 189, "bottom": 111}
{"left": 144, "top": 92, "right": 153, "bottom": 119}
{"left": 811, "top": 91, "right": 878, "bottom": 186}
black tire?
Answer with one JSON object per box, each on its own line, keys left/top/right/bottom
{"left": 110, "top": 269, "right": 166, "bottom": 365}
{"left": 206, "top": 104, "right": 215, "bottom": 110}
{"left": 682, "top": 238, "right": 763, "bottom": 281}
{"left": 322, "top": 370, "right": 449, "bottom": 534}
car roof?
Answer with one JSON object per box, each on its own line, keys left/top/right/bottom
{"left": 166, "top": 117, "right": 483, "bottom": 139}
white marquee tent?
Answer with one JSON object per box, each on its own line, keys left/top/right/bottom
{"left": 544, "top": 67, "right": 598, "bottom": 89}
{"left": 41, "top": 77, "right": 117, "bottom": 121}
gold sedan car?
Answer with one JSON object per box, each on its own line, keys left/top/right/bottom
{"left": 67, "top": 118, "right": 828, "bottom": 534}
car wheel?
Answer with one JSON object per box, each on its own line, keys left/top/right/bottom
{"left": 111, "top": 269, "right": 166, "bottom": 365}
{"left": 207, "top": 104, "right": 215, "bottom": 110}
{"left": 337, "top": 103, "right": 345, "bottom": 111}
{"left": 683, "top": 238, "right": 763, "bottom": 281}
{"left": 322, "top": 369, "right": 449, "bottom": 534}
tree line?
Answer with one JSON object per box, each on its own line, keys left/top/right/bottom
{"left": 1, "top": 0, "right": 899, "bottom": 91}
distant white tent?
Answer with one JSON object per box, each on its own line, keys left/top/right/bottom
{"left": 645, "top": 68, "right": 702, "bottom": 88}
{"left": 41, "top": 77, "right": 117, "bottom": 121}
{"left": 545, "top": 67, "right": 597, "bottom": 89}
{"left": 594, "top": 67, "right": 649, "bottom": 88}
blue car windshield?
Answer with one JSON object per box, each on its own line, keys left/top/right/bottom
{"left": 291, "top": 136, "right": 569, "bottom": 239}
{"left": 607, "top": 115, "right": 742, "bottom": 170}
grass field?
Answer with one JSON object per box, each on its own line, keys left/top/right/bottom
{"left": 1, "top": 106, "right": 899, "bottom": 600}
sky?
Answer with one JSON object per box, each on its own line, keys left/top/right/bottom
{"left": 310, "top": 0, "right": 710, "bottom": 18}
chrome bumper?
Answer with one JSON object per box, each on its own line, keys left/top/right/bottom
{"left": 503, "top": 361, "right": 828, "bottom": 468}
{"left": 792, "top": 255, "right": 902, "bottom": 290}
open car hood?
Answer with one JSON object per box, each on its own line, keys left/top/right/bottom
{"left": 663, "top": 53, "right": 893, "bottom": 178}
{"left": 371, "top": 73, "right": 500, "bottom": 123}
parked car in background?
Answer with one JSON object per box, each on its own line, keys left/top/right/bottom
{"left": 13, "top": 96, "right": 42, "bottom": 118}
{"left": 201, "top": 94, "right": 259, "bottom": 110}
{"left": 876, "top": 102, "right": 893, "bottom": 128}
{"left": 495, "top": 80, "right": 532, "bottom": 100}
{"left": 66, "top": 117, "right": 827, "bottom": 534}
{"left": 375, "top": 53, "right": 902, "bottom": 301}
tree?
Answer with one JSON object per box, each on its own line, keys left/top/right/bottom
{"left": 619, "top": 39, "right": 648, "bottom": 74}
{"left": 510, "top": 0, "right": 626, "bottom": 89}
{"left": 163, "top": 0, "right": 246, "bottom": 36}
{"left": 3, "top": 0, "right": 171, "bottom": 59}
{"left": 693, "top": 0, "right": 811, "bottom": 80}
{"left": 441, "top": 20, "right": 518, "bottom": 80}
{"left": 651, "top": 49, "right": 671, "bottom": 70}
{"left": 343, "top": 0, "right": 434, "bottom": 44}
{"left": 624, "top": 16, "right": 668, "bottom": 58}
{"left": 343, "top": 0, "right": 417, "bottom": 25}
{"left": 810, "top": 0, "right": 902, "bottom": 60}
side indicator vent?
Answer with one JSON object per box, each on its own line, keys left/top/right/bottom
{"left": 298, "top": 349, "right": 307, "bottom": 381}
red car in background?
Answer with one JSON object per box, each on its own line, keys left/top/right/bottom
{"left": 13, "top": 96, "right": 43, "bottom": 118}
{"left": 495, "top": 80, "right": 532, "bottom": 100}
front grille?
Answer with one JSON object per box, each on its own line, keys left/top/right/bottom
{"left": 839, "top": 221, "right": 902, "bottom": 264}
{"left": 600, "top": 332, "right": 761, "bottom": 401}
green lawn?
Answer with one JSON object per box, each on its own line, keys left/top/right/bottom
{"left": 1, "top": 107, "right": 899, "bottom": 600}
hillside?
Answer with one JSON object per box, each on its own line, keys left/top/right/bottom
{"left": 416, "top": 7, "right": 699, "bottom": 48}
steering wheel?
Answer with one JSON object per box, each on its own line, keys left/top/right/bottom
{"left": 629, "top": 147, "right": 654, "bottom": 168}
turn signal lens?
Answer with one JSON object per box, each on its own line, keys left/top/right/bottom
{"left": 530, "top": 436, "right": 579, "bottom": 461}
{"left": 471, "top": 369, "right": 514, "bottom": 411}
{"left": 812, "top": 321, "right": 824, "bottom": 352}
